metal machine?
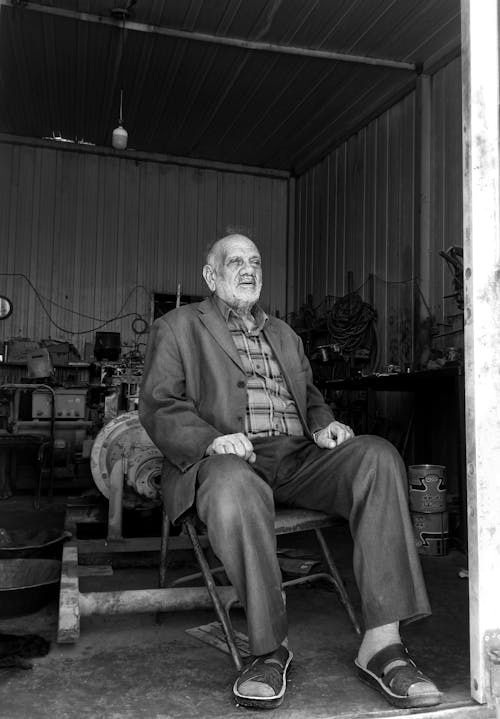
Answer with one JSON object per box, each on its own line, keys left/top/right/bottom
{"left": 58, "top": 410, "right": 230, "bottom": 644}
{"left": 90, "top": 411, "right": 163, "bottom": 537}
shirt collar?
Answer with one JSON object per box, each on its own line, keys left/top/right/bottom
{"left": 213, "top": 294, "right": 268, "bottom": 330}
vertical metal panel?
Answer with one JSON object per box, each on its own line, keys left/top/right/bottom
{"left": 294, "top": 93, "right": 417, "bottom": 371}
{"left": 0, "top": 142, "right": 289, "bottom": 356}
{"left": 431, "top": 56, "right": 464, "bottom": 355}
{"left": 294, "top": 59, "right": 462, "bottom": 373}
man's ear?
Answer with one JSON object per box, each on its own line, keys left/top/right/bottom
{"left": 202, "top": 264, "right": 216, "bottom": 292}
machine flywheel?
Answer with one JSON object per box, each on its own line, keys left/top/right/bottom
{"left": 90, "top": 411, "right": 163, "bottom": 509}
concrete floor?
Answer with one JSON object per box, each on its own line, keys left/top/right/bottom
{"left": 0, "top": 495, "right": 495, "bottom": 719}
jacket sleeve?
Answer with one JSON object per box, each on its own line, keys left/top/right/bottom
{"left": 139, "top": 316, "right": 222, "bottom": 472}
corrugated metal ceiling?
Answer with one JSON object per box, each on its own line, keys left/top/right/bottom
{"left": 0, "top": 0, "right": 461, "bottom": 172}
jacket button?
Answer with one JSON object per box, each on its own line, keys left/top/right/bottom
{"left": 237, "top": 380, "right": 245, "bottom": 388}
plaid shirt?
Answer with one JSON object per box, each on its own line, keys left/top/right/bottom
{"left": 215, "top": 297, "right": 304, "bottom": 438}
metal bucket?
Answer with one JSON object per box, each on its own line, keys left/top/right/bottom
{"left": 0, "top": 559, "right": 61, "bottom": 617}
{"left": 0, "top": 529, "right": 71, "bottom": 559}
{"left": 408, "top": 464, "right": 447, "bottom": 513}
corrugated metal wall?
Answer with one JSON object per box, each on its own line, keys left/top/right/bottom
{"left": 430, "top": 57, "right": 464, "bottom": 353}
{"left": 293, "top": 57, "right": 463, "bottom": 371}
{"left": 0, "top": 141, "right": 289, "bottom": 356}
{"left": 0, "top": 57, "right": 462, "bottom": 368}
{"left": 295, "top": 92, "right": 417, "bottom": 370}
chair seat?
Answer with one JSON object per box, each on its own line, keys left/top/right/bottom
{"left": 159, "top": 502, "right": 361, "bottom": 671}
{"left": 274, "top": 507, "right": 342, "bottom": 534}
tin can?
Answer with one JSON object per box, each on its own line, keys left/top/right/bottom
{"left": 408, "top": 464, "right": 447, "bottom": 513}
{"left": 411, "top": 511, "right": 449, "bottom": 556}
{"left": 445, "top": 346, "right": 462, "bottom": 363}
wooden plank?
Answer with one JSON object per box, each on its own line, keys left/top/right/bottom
{"left": 461, "top": 0, "right": 500, "bottom": 706}
{"left": 186, "top": 621, "right": 250, "bottom": 658}
{"left": 57, "top": 543, "right": 80, "bottom": 643}
{"left": 77, "top": 565, "right": 113, "bottom": 577}
{"left": 75, "top": 534, "right": 208, "bottom": 555}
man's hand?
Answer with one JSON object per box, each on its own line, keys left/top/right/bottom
{"left": 205, "top": 433, "right": 256, "bottom": 464}
{"left": 313, "top": 420, "right": 355, "bottom": 449}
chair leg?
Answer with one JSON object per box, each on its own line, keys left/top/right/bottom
{"left": 159, "top": 506, "right": 171, "bottom": 589}
{"left": 155, "top": 506, "right": 172, "bottom": 625}
{"left": 184, "top": 518, "right": 243, "bottom": 671}
{"left": 314, "top": 527, "right": 362, "bottom": 634}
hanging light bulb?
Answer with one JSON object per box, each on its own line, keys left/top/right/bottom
{"left": 112, "top": 88, "right": 128, "bottom": 150}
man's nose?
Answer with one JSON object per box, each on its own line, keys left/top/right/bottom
{"left": 240, "top": 262, "right": 255, "bottom": 274}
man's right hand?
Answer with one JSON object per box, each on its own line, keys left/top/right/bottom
{"left": 205, "top": 433, "right": 256, "bottom": 464}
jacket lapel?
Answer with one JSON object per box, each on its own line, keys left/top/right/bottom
{"left": 264, "top": 319, "right": 309, "bottom": 429}
{"left": 264, "top": 320, "right": 293, "bottom": 387}
{"left": 197, "top": 297, "right": 244, "bottom": 371}
{"left": 262, "top": 319, "right": 284, "bottom": 360}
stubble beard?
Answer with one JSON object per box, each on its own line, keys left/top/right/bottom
{"left": 232, "top": 286, "right": 260, "bottom": 316}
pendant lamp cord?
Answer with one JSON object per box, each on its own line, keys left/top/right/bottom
{"left": 118, "top": 13, "right": 126, "bottom": 124}
{"left": 119, "top": 88, "right": 123, "bottom": 125}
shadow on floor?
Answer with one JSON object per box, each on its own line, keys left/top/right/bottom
{"left": 0, "top": 495, "right": 490, "bottom": 719}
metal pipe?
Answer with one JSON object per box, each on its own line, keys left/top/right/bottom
{"left": 0, "top": 1, "right": 416, "bottom": 72}
{"left": 79, "top": 586, "right": 237, "bottom": 616}
{"left": 107, "top": 459, "right": 124, "bottom": 540}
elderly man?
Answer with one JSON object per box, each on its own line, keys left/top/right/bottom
{"left": 139, "top": 233, "right": 441, "bottom": 710}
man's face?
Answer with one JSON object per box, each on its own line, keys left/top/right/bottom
{"left": 203, "top": 235, "right": 263, "bottom": 313}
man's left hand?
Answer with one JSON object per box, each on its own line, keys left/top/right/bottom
{"left": 313, "top": 420, "right": 355, "bottom": 449}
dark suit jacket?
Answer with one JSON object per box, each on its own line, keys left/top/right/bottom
{"left": 139, "top": 296, "right": 334, "bottom": 522}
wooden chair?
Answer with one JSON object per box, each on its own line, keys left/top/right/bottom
{"left": 159, "top": 505, "right": 362, "bottom": 670}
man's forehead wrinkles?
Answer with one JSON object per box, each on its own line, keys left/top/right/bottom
{"left": 223, "top": 252, "right": 261, "bottom": 263}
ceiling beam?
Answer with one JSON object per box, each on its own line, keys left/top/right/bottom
{"left": 0, "top": 132, "right": 290, "bottom": 179}
{"left": 0, "top": 0, "right": 416, "bottom": 72}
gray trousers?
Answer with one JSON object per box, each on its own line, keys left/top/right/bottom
{"left": 195, "top": 434, "right": 430, "bottom": 656}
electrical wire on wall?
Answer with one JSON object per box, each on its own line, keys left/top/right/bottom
{"left": 290, "top": 274, "right": 436, "bottom": 375}
{"left": 0, "top": 273, "right": 151, "bottom": 337}
{"left": 290, "top": 274, "right": 429, "bottom": 318}
{"left": 326, "top": 292, "right": 377, "bottom": 355}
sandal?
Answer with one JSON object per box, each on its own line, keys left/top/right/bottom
{"left": 233, "top": 645, "right": 293, "bottom": 709}
{"left": 355, "top": 643, "right": 442, "bottom": 709}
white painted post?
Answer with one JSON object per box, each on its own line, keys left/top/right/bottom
{"left": 462, "top": 0, "right": 500, "bottom": 705}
